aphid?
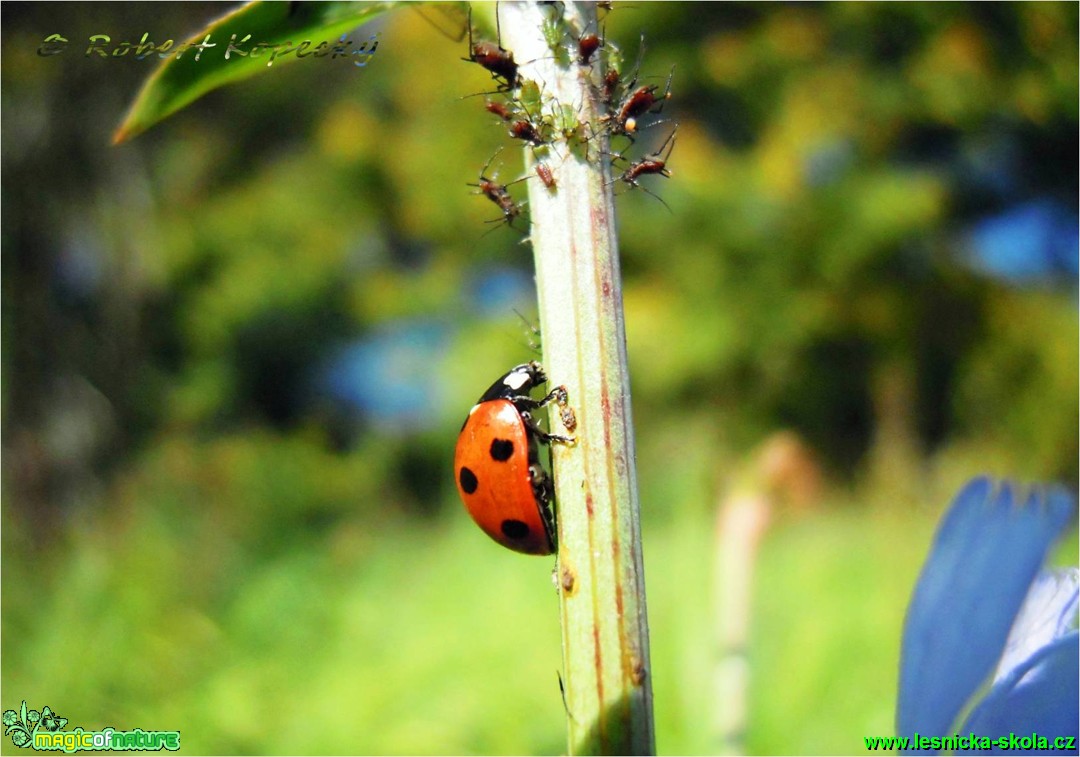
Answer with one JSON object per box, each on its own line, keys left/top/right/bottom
{"left": 579, "top": 33, "right": 602, "bottom": 65}
{"left": 510, "top": 118, "right": 550, "bottom": 147}
{"left": 476, "top": 179, "right": 522, "bottom": 227}
{"left": 596, "top": 34, "right": 672, "bottom": 139}
{"left": 602, "top": 32, "right": 644, "bottom": 109}
{"left": 577, "top": 22, "right": 605, "bottom": 66}
{"left": 484, "top": 99, "right": 514, "bottom": 122}
{"left": 535, "top": 161, "right": 556, "bottom": 190}
{"left": 616, "top": 126, "right": 677, "bottom": 186}
{"left": 610, "top": 126, "right": 677, "bottom": 211}
{"left": 541, "top": 15, "right": 565, "bottom": 53}
{"left": 517, "top": 79, "right": 547, "bottom": 118}
{"left": 469, "top": 149, "right": 527, "bottom": 229}
{"left": 599, "top": 36, "right": 625, "bottom": 105}
{"left": 553, "top": 101, "right": 586, "bottom": 144}
{"left": 610, "top": 65, "right": 674, "bottom": 137}
{"left": 463, "top": 5, "right": 520, "bottom": 89}
{"left": 454, "top": 362, "right": 574, "bottom": 555}
{"left": 601, "top": 68, "right": 622, "bottom": 108}
{"left": 508, "top": 80, "right": 553, "bottom": 146}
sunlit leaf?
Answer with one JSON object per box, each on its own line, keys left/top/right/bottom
{"left": 113, "top": 0, "right": 402, "bottom": 144}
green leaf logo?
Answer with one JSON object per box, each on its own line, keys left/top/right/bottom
{"left": 3, "top": 700, "right": 69, "bottom": 748}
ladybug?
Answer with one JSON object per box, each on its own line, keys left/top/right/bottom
{"left": 454, "top": 361, "right": 573, "bottom": 555}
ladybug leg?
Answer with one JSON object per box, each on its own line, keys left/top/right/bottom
{"left": 510, "top": 385, "right": 568, "bottom": 412}
{"left": 530, "top": 463, "right": 554, "bottom": 504}
{"left": 539, "top": 385, "right": 569, "bottom": 408}
{"left": 522, "top": 413, "right": 575, "bottom": 445}
{"left": 515, "top": 385, "right": 575, "bottom": 443}
{"left": 529, "top": 463, "right": 558, "bottom": 549}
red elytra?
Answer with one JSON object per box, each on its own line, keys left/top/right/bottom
{"left": 453, "top": 362, "right": 572, "bottom": 555}
{"left": 455, "top": 400, "right": 551, "bottom": 554}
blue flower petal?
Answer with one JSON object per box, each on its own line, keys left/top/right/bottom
{"left": 897, "top": 478, "right": 1075, "bottom": 743}
{"left": 959, "top": 632, "right": 1079, "bottom": 754}
{"left": 994, "top": 568, "right": 1078, "bottom": 684}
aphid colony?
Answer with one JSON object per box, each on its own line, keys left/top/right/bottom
{"left": 463, "top": 4, "right": 678, "bottom": 231}
{"left": 455, "top": 5, "right": 676, "bottom": 556}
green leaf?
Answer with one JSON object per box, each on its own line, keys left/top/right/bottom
{"left": 113, "top": 1, "right": 400, "bottom": 144}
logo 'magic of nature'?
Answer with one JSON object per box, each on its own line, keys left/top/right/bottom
{"left": 3, "top": 701, "right": 179, "bottom": 753}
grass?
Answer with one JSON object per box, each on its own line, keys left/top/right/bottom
{"left": 9, "top": 470, "right": 1061, "bottom": 755}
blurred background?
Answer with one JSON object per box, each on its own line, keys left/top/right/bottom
{"left": 2, "top": 2, "right": 1077, "bottom": 753}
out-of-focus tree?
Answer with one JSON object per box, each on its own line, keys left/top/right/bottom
{"left": 2, "top": 2, "right": 1076, "bottom": 539}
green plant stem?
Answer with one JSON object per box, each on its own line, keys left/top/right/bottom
{"left": 499, "top": 3, "right": 655, "bottom": 754}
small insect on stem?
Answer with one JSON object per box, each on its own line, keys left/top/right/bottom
{"left": 510, "top": 119, "right": 550, "bottom": 147}
{"left": 484, "top": 99, "right": 514, "bottom": 122}
{"left": 599, "top": 37, "right": 624, "bottom": 107}
{"left": 508, "top": 80, "right": 553, "bottom": 147}
{"left": 601, "top": 68, "right": 622, "bottom": 109}
{"left": 610, "top": 126, "right": 678, "bottom": 212}
{"left": 577, "top": 22, "right": 605, "bottom": 66}
{"left": 468, "top": 148, "right": 527, "bottom": 230}
{"left": 463, "top": 5, "right": 520, "bottom": 90}
{"left": 535, "top": 161, "right": 556, "bottom": 190}
{"left": 611, "top": 64, "right": 674, "bottom": 138}
{"left": 552, "top": 99, "right": 587, "bottom": 147}
{"left": 597, "top": 33, "right": 673, "bottom": 142}
{"left": 539, "top": 2, "right": 567, "bottom": 54}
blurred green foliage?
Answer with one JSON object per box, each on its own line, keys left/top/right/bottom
{"left": 2, "top": 2, "right": 1076, "bottom": 754}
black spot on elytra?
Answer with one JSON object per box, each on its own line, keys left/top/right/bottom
{"left": 501, "top": 519, "right": 530, "bottom": 540}
{"left": 459, "top": 466, "right": 478, "bottom": 494}
{"left": 489, "top": 438, "right": 514, "bottom": 461}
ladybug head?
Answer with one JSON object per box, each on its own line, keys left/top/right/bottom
{"left": 478, "top": 361, "right": 547, "bottom": 402}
